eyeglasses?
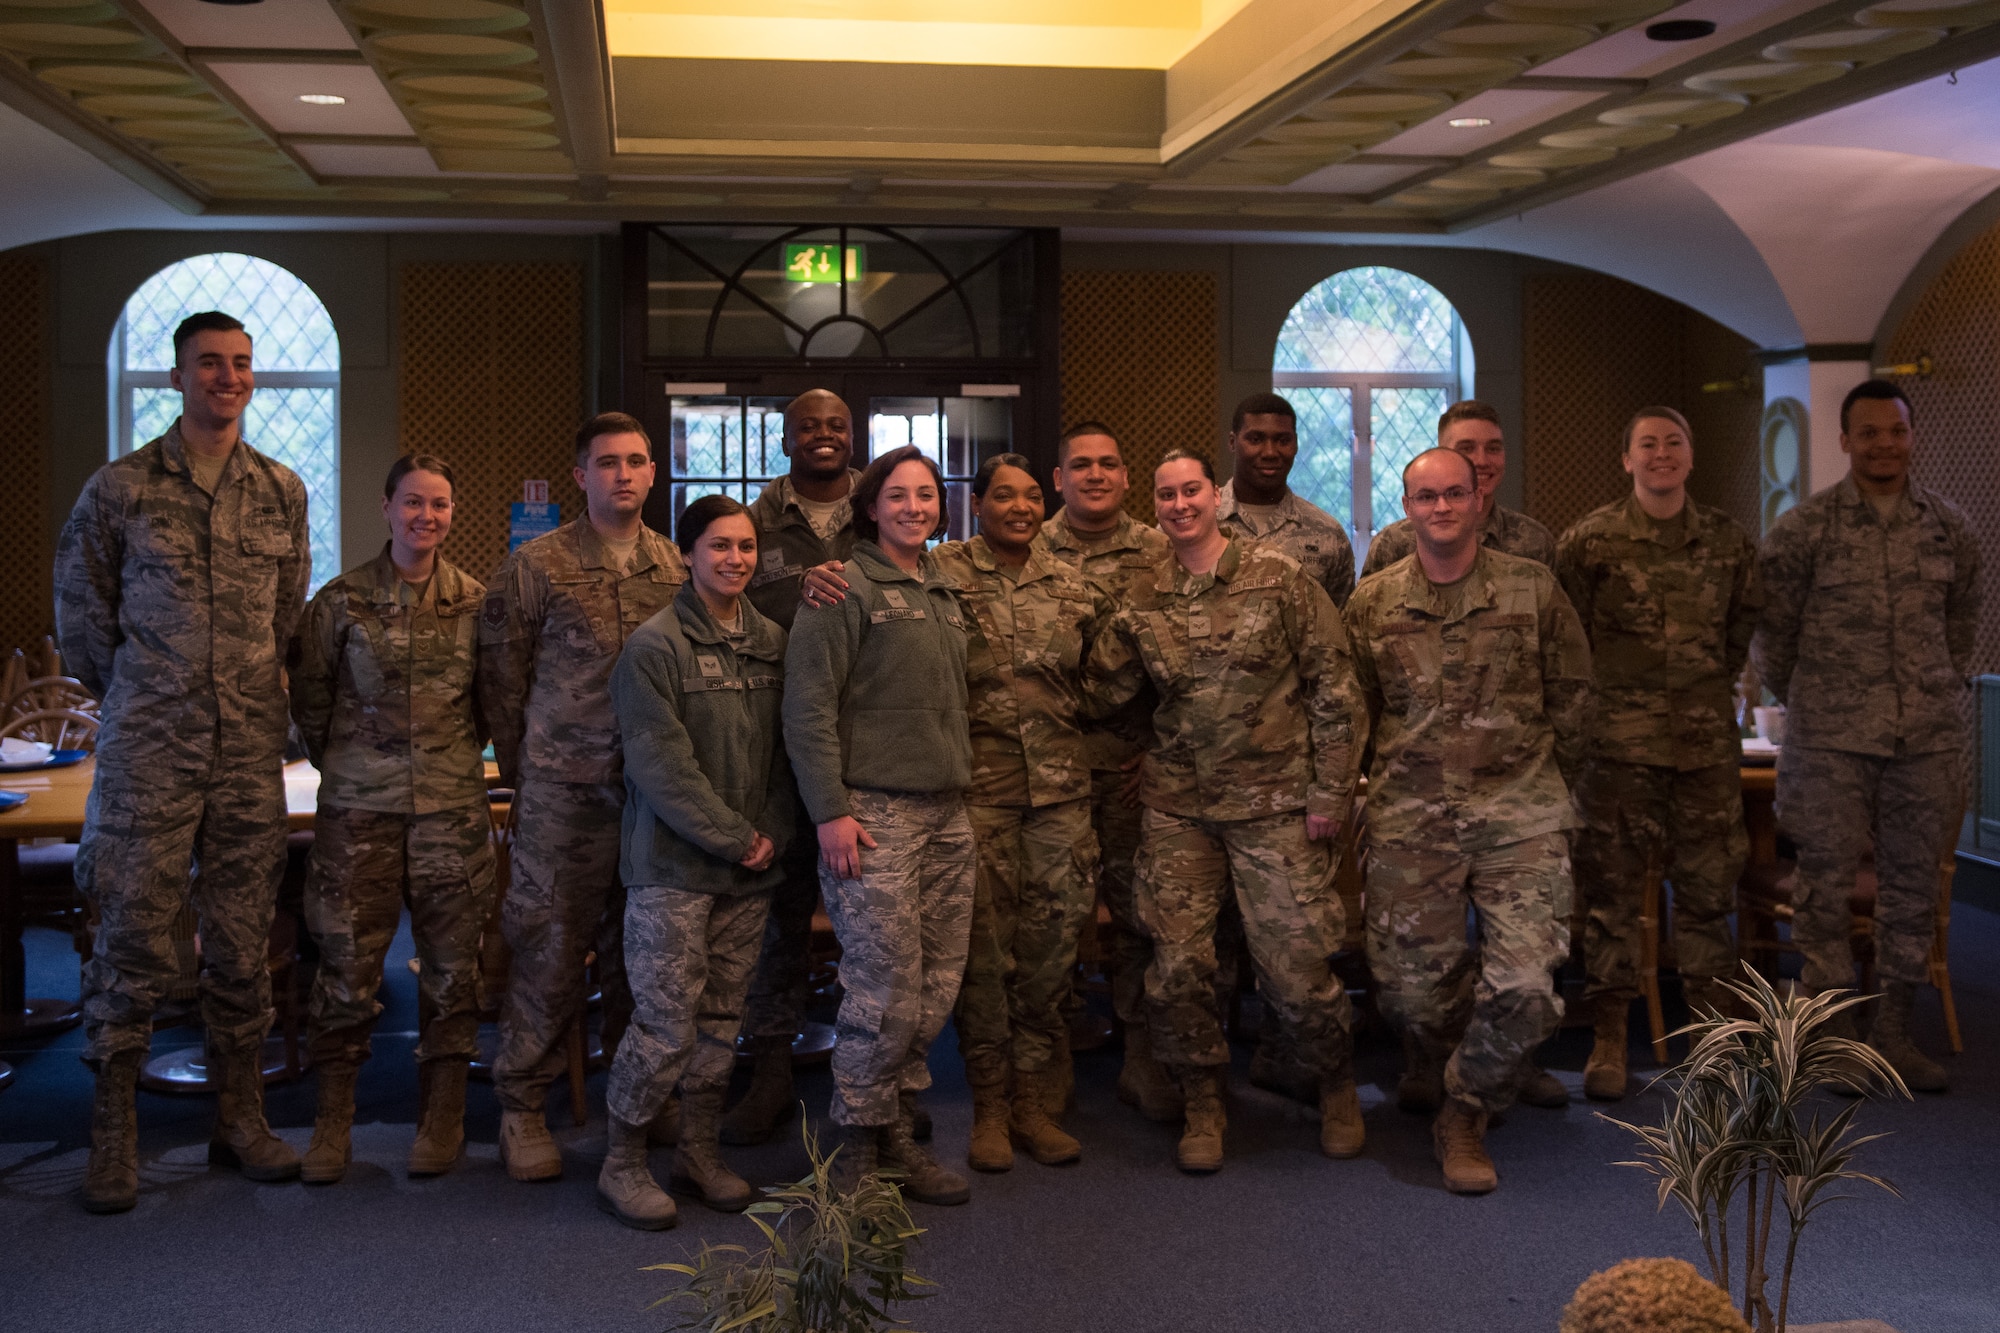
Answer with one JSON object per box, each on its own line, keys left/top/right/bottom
{"left": 1406, "top": 486, "right": 1475, "bottom": 510}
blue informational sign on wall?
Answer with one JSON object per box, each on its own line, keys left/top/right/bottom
{"left": 509, "top": 502, "right": 559, "bottom": 552}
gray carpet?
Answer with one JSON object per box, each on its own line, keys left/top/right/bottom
{"left": 3, "top": 905, "right": 1995, "bottom": 1333}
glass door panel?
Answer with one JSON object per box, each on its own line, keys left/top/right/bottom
{"left": 867, "top": 395, "right": 1013, "bottom": 542}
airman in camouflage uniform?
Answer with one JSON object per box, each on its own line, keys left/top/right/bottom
{"left": 59, "top": 314, "right": 311, "bottom": 1214}
{"left": 289, "top": 539, "right": 496, "bottom": 1181}
{"left": 1216, "top": 483, "right": 1357, "bottom": 609}
{"left": 1557, "top": 411, "right": 1761, "bottom": 1101}
{"left": 1752, "top": 382, "right": 1981, "bottom": 1092}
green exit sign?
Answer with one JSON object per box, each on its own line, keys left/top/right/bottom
{"left": 784, "top": 243, "right": 864, "bottom": 284}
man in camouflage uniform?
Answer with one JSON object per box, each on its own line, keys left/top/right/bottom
{"left": 1753, "top": 380, "right": 1980, "bottom": 1093}
{"left": 1086, "top": 450, "right": 1366, "bottom": 1174}
{"left": 56, "top": 311, "right": 310, "bottom": 1212}
{"left": 1361, "top": 399, "right": 1557, "bottom": 578}
{"left": 1217, "top": 391, "right": 1356, "bottom": 607}
{"left": 1347, "top": 447, "right": 1591, "bottom": 1195}
{"left": 1557, "top": 408, "right": 1760, "bottom": 1102}
{"left": 723, "top": 388, "right": 864, "bottom": 1145}
{"left": 1041, "top": 422, "right": 1175, "bottom": 1119}
{"left": 479, "top": 411, "right": 686, "bottom": 1180}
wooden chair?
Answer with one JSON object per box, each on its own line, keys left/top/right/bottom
{"left": 5, "top": 678, "right": 97, "bottom": 723}
{"left": 1, "top": 708, "right": 99, "bottom": 752}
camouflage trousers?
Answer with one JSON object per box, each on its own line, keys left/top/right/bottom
{"left": 605, "top": 886, "right": 771, "bottom": 1128}
{"left": 493, "top": 779, "right": 631, "bottom": 1114}
{"left": 820, "top": 789, "right": 975, "bottom": 1126}
{"left": 1777, "top": 744, "right": 1961, "bottom": 991}
{"left": 77, "top": 762, "right": 287, "bottom": 1065}
{"left": 1366, "top": 832, "right": 1572, "bottom": 1113}
{"left": 956, "top": 799, "right": 1098, "bottom": 1085}
{"left": 1134, "top": 808, "right": 1352, "bottom": 1082}
{"left": 738, "top": 804, "right": 821, "bottom": 1043}
{"left": 303, "top": 802, "right": 497, "bottom": 1068}
{"left": 1576, "top": 760, "right": 1746, "bottom": 1003}
{"left": 1091, "top": 766, "right": 1150, "bottom": 1027}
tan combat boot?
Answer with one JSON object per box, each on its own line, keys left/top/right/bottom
{"left": 1518, "top": 1059, "right": 1570, "bottom": 1109}
{"left": 966, "top": 1077, "right": 1014, "bottom": 1173}
{"left": 597, "top": 1116, "right": 677, "bottom": 1230}
{"left": 1042, "top": 1027, "right": 1074, "bottom": 1115}
{"left": 1174, "top": 1067, "right": 1227, "bottom": 1174}
{"left": 1318, "top": 1080, "right": 1365, "bottom": 1160}
{"left": 82, "top": 1050, "right": 143, "bottom": 1214}
{"left": 1011, "top": 1067, "right": 1082, "bottom": 1166}
{"left": 1868, "top": 981, "right": 1948, "bottom": 1093}
{"left": 1396, "top": 1030, "right": 1445, "bottom": 1115}
{"left": 832, "top": 1122, "right": 880, "bottom": 1193}
{"left": 498, "top": 1107, "right": 563, "bottom": 1181}
{"left": 302, "top": 1061, "right": 359, "bottom": 1184}
{"left": 669, "top": 1086, "right": 755, "bottom": 1212}
{"left": 1584, "top": 995, "right": 1630, "bottom": 1102}
{"left": 1116, "top": 1023, "right": 1183, "bottom": 1123}
{"left": 407, "top": 1058, "right": 469, "bottom": 1177}
{"left": 1681, "top": 976, "right": 1737, "bottom": 1021}
{"left": 207, "top": 1044, "right": 301, "bottom": 1182}
{"left": 881, "top": 1092, "right": 970, "bottom": 1205}
{"left": 719, "top": 1036, "right": 795, "bottom": 1146}
{"left": 1433, "top": 1096, "right": 1498, "bottom": 1195}
{"left": 647, "top": 1092, "right": 681, "bottom": 1147}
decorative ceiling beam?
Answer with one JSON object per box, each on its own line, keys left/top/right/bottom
{"left": 0, "top": 62, "right": 202, "bottom": 212}
{"left": 524, "top": 0, "right": 609, "bottom": 172}
{"left": 182, "top": 49, "right": 368, "bottom": 66}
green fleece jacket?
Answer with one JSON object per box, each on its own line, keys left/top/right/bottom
{"left": 781, "top": 540, "right": 970, "bottom": 824}
{"left": 612, "top": 583, "right": 793, "bottom": 896}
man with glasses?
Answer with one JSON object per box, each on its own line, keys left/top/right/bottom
{"left": 1346, "top": 448, "right": 1591, "bottom": 1194}
{"left": 1361, "top": 400, "right": 1555, "bottom": 579}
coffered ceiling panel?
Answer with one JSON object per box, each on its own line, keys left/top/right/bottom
{"left": 207, "top": 61, "right": 412, "bottom": 136}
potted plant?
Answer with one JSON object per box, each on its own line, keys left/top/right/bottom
{"left": 649, "top": 1125, "right": 935, "bottom": 1332}
{"left": 1602, "top": 968, "right": 1911, "bottom": 1333}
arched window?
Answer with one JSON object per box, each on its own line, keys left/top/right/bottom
{"left": 109, "top": 253, "right": 340, "bottom": 587}
{"left": 1273, "top": 266, "right": 1472, "bottom": 552}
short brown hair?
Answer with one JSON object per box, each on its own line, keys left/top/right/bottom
{"left": 1155, "top": 447, "right": 1215, "bottom": 484}
{"left": 1057, "top": 421, "right": 1118, "bottom": 465}
{"left": 1623, "top": 405, "right": 1692, "bottom": 452}
{"left": 574, "top": 411, "right": 651, "bottom": 466}
{"left": 851, "top": 445, "right": 948, "bottom": 544}
{"left": 173, "top": 311, "right": 247, "bottom": 362}
{"left": 1437, "top": 399, "right": 1501, "bottom": 439}
{"left": 383, "top": 452, "right": 456, "bottom": 499}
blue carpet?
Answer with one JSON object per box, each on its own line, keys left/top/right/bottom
{"left": 3, "top": 909, "right": 1996, "bottom": 1333}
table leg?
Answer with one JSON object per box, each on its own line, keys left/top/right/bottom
{"left": 0, "top": 836, "right": 82, "bottom": 1039}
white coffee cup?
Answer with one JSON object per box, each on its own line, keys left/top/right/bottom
{"left": 1753, "top": 706, "right": 1785, "bottom": 745}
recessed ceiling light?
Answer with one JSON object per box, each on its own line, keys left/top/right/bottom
{"left": 1646, "top": 20, "right": 1717, "bottom": 41}
{"left": 298, "top": 93, "right": 347, "bottom": 106}
{"left": 1448, "top": 117, "right": 1492, "bottom": 128}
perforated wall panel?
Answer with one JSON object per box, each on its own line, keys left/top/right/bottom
{"left": 0, "top": 255, "right": 51, "bottom": 656}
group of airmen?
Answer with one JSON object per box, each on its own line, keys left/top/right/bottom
{"left": 53, "top": 309, "right": 1979, "bottom": 1224}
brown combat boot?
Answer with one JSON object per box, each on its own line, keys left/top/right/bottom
{"left": 1318, "top": 1080, "right": 1365, "bottom": 1160}
{"left": 669, "top": 1086, "right": 755, "bottom": 1212}
{"left": 647, "top": 1092, "right": 681, "bottom": 1147}
{"left": 597, "top": 1116, "right": 677, "bottom": 1230}
{"left": 881, "top": 1092, "right": 970, "bottom": 1205}
{"left": 720, "top": 1036, "right": 795, "bottom": 1146}
{"left": 1518, "top": 1059, "right": 1570, "bottom": 1109}
{"left": 1433, "top": 1096, "right": 1498, "bottom": 1195}
{"left": 1681, "top": 976, "right": 1738, "bottom": 1021}
{"left": 207, "top": 1043, "right": 301, "bottom": 1182}
{"left": 302, "top": 1061, "right": 358, "bottom": 1184}
{"left": 966, "top": 1077, "right": 1014, "bottom": 1173}
{"left": 1011, "top": 1067, "right": 1082, "bottom": 1166}
{"left": 1584, "top": 996, "right": 1630, "bottom": 1102}
{"left": 1116, "top": 1024, "right": 1183, "bottom": 1123}
{"left": 1042, "top": 1027, "right": 1074, "bottom": 1115}
{"left": 1174, "top": 1066, "right": 1227, "bottom": 1174}
{"left": 1868, "top": 981, "right": 1948, "bottom": 1093}
{"left": 407, "top": 1058, "right": 469, "bottom": 1177}
{"left": 832, "top": 1122, "right": 880, "bottom": 1192}
{"left": 82, "top": 1050, "right": 143, "bottom": 1214}
{"left": 1396, "top": 1030, "right": 1445, "bottom": 1115}
{"left": 498, "top": 1108, "right": 563, "bottom": 1181}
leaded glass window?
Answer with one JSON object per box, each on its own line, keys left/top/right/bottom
{"left": 1272, "top": 266, "right": 1472, "bottom": 555}
{"left": 109, "top": 252, "right": 340, "bottom": 590}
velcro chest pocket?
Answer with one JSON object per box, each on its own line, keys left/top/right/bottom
{"left": 241, "top": 504, "right": 292, "bottom": 557}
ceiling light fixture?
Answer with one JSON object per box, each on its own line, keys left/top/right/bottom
{"left": 1448, "top": 117, "right": 1492, "bottom": 128}
{"left": 298, "top": 94, "right": 347, "bottom": 106}
{"left": 1646, "top": 20, "right": 1717, "bottom": 41}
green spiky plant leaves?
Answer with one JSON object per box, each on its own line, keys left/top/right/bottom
{"left": 647, "top": 1123, "right": 935, "bottom": 1333}
{"left": 1603, "top": 966, "right": 1910, "bottom": 1333}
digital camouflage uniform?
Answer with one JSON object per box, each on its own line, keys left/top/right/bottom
{"left": 56, "top": 423, "right": 309, "bottom": 1067}
{"left": 1347, "top": 548, "right": 1591, "bottom": 1113}
{"left": 477, "top": 519, "right": 686, "bottom": 1114}
{"left": 1752, "top": 477, "right": 1981, "bottom": 991}
{"left": 740, "top": 472, "right": 862, "bottom": 1047}
{"left": 1557, "top": 498, "right": 1760, "bottom": 1004}
{"left": 1217, "top": 481, "right": 1357, "bottom": 608}
{"left": 1085, "top": 539, "right": 1364, "bottom": 1082}
{"left": 934, "top": 536, "right": 1113, "bottom": 1084}
{"left": 289, "top": 548, "right": 496, "bottom": 1069}
{"left": 1041, "top": 509, "right": 1169, "bottom": 1032}
{"left": 605, "top": 585, "right": 792, "bottom": 1128}
{"left": 1361, "top": 503, "right": 1556, "bottom": 581}
{"left": 784, "top": 542, "right": 974, "bottom": 1126}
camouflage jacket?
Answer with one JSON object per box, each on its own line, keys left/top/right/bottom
{"left": 933, "top": 535, "right": 1114, "bottom": 809}
{"left": 1347, "top": 548, "right": 1592, "bottom": 852}
{"left": 477, "top": 519, "right": 686, "bottom": 787}
{"left": 1556, "top": 497, "right": 1760, "bottom": 770}
{"left": 54, "top": 421, "right": 309, "bottom": 773}
{"left": 1084, "top": 538, "right": 1363, "bottom": 823}
{"left": 613, "top": 583, "right": 793, "bottom": 896}
{"left": 1217, "top": 481, "right": 1357, "bottom": 608}
{"left": 1041, "top": 508, "right": 1169, "bottom": 771}
{"left": 1751, "top": 476, "right": 1981, "bottom": 757}
{"left": 1361, "top": 503, "right": 1556, "bottom": 580}
{"left": 747, "top": 471, "right": 861, "bottom": 631}
{"left": 288, "top": 547, "right": 487, "bottom": 815}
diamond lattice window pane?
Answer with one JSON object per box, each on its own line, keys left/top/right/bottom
{"left": 1370, "top": 387, "right": 1452, "bottom": 534}
{"left": 122, "top": 253, "right": 339, "bottom": 372}
{"left": 1290, "top": 387, "right": 1354, "bottom": 527}
{"left": 1275, "top": 266, "right": 1457, "bottom": 375}
{"left": 246, "top": 388, "right": 339, "bottom": 589}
